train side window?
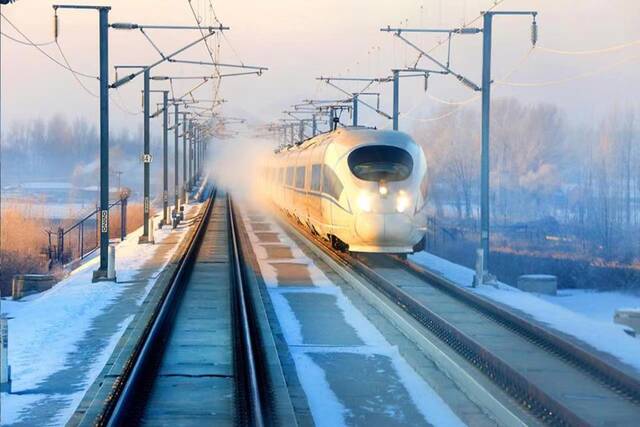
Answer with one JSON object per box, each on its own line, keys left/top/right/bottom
{"left": 286, "top": 167, "right": 294, "bottom": 186}
{"left": 295, "top": 166, "right": 306, "bottom": 189}
{"left": 310, "top": 164, "right": 322, "bottom": 191}
{"left": 278, "top": 168, "right": 284, "bottom": 184}
{"left": 322, "top": 165, "right": 343, "bottom": 200}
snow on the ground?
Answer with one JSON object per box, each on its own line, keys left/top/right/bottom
{"left": 410, "top": 251, "right": 640, "bottom": 373}
{"left": 538, "top": 289, "right": 640, "bottom": 323}
{"left": 0, "top": 204, "right": 200, "bottom": 426}
{"left": 243, "top": 209, "right": 464, "bottom": 427}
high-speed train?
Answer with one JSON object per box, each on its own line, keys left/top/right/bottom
{"left": 265, "top": 127, "right": 428, "bottom": 253}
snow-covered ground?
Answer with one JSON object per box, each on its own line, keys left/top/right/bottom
{"left": 243, "top": 209, "right": 465, "bottom": 426}
{"left": 410, "top": 251, "right": 640, "bottom": 373}
{"left": 0, "top": 205, "right": 199, "bottom": 426}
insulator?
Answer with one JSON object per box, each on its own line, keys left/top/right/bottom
{"left": 457, "top": 75, "right": 480, "bottom": 92}
{"left": 531, "top": 19, "right": 538, "bottom": 46}
{"left": 424, "top": 73, "right": 429, "bottom": 92}
{"left": 53, "top": 12, "right": 59, "bottom": 40}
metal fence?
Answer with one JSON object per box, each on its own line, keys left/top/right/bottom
{"left": 46, "top": 196, "right": 128, "bottom": 265}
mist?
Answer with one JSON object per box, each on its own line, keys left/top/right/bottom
{"left": 206, "top": 133, "right": 277, "bottom": 205}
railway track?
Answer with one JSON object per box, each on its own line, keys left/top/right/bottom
{"left": 97, "top": 189, "right": 268, "bottom": 426}
{"left": 277, "top": 210, "right": 640, "bottom": 426}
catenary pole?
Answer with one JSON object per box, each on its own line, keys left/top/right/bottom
{"left": 162, "top": 91, "right": 169, "bottom": 225}
{"left": 194, "top": 125, "right": 198, "bottom": 178}
{"left": 174, "top": 104, "right": 180, "bottom": 217}
{"left": 188, "top": 119, "right": 193, "bottom": 188}
{"left": 97, "top": 7, "right": 110, "bottom": 279}
{"left": 352, "top": 94, "right": 358, "bottom": 126}
{"left": 480, "top": 12, "right": 493, "bottom": 273}
{"left": 182, "top": 112, "right": 187, "bottom": 203}
{"left": 382, "top": 11, "right": 536, "bottom": 280}
{"left": 392, "top": 70, "right": 399, "bottom": 130}
{"left": 52, "top": 4, "right": 113, "bottom": 281}
{"left": 139, "top": 68, "right": 152, "bottom": 243}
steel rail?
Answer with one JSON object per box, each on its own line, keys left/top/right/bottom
{"left": 104, "top": 186, "right": 217, "bottom": 426}
{"left": 279, "top": 212, "right": 640, "bottom": 426}
{"left": 345, "top": 254, "right": 587, "bottom": 426}
{"left": 228, "top": 196, "right": 266, "bottom": 427}
{"left": 396, "top": 257, "right": 640, "bottom": 402}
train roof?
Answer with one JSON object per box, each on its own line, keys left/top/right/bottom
{"left": 278, "top": 127, "right": 415, "bottom": 154}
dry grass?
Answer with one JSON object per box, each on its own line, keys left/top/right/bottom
{"left": 109, "top": 202, "right": 145, "bottom": 237}
{"left": 0, "top": 204, "right": 51, "bottom": 295}
{"left": 0, "top": 200, "right": 147, "bottom": 296}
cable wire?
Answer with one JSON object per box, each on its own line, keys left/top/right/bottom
{"left": 404, "top": 44, "right": 532, "bottom": 121}
{"left": 495, "top": 52, "right": 640, "bottom": 87}
{"left": 427, "top": 92, "right": 480, "bottom": 106}
{"left": 111, "top": 90, "right": 141, "bottom": 116}
{"left": 0, "top": 13, "right": 98, "bottom": 80}
{"left": 536, "top": 39, "right": 640, "bottom": 56}
{"left": 1, "top": 30, "right": 55, "bottom": 46}
{"left": 55, "top": 40, "right": 98, "bottom": 98}
{"left": 187, "top": 0, "right": 218, "bottom": 69}
{"left": 412, "top": 0, "right": 508, "bottom": 68}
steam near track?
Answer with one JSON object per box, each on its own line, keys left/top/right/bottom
{"left": 206, "top": 133, "right": 277, "bottom": 203}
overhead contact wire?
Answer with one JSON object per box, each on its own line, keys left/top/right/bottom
{"left": 0, "top": 13, "right": 98, "bottom": 80}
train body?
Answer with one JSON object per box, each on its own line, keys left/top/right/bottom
{"left": 266, "top": 128, "right": 428, "bottom": 253}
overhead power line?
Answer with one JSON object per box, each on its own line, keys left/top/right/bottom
{"left": 537, "top": 39, "right": 640, "bottom": 56}
{"left": 1, "top": 30, "right": 54, "bottom": 46}
{"left": 411, "top": 0, "right": 508, "bottom": 68}
{"left": 55, "top": 40, "right": 98, "bottom": 98}
{"left": 495, "top": 52, "right": 640, "bottom": 87}
{"left": 0, "top": 12, "right": 98, "bottom": 80}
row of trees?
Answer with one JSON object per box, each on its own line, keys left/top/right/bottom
{"left": 414, "top": 98, "right": 639, "bottom": 261}
{"left": 1, "top": 115, "right": 161, "bottom": 190}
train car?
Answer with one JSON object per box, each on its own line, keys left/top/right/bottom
{"left": 266, "top": 127, "right": 428, "bottom": 253}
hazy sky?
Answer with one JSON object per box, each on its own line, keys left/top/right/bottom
{"left": 2, "top": 0, "right": 640, "bottom": 134}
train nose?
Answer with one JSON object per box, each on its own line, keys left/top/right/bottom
{"left": 354, "top": 213, "right": 413, "bottom": 244}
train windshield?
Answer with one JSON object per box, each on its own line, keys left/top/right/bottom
{"left": 348, "top": 145, "right": 413, "bottom": 181}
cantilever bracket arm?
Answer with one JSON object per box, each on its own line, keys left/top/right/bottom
{"left": 166, "top": 58, "right": 268, "bottom": 72}
{"left": 392, "top": 32, "right": 481, "bottom": 91}
{"left": 110, "top": 30, "right": 218, "bottom": 88}
{"left": 321, "top": 80, "right": 392, "bottom": 120}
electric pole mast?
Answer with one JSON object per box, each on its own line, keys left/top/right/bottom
{"left": 381, "top": 10, "right": 538, "bottom": 283}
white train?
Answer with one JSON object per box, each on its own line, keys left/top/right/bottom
{"left": 265, "top": 128, "right": 428, "bottom": 253}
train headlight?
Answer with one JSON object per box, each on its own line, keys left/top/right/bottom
{"left": 378, "top": 182, "right": 388, "bottom": 197}
{"left": 396, "top": 191, "right": 410, "bottom": 213}
{"left": 358, "top": 191, "right": 373, "bottom": 213}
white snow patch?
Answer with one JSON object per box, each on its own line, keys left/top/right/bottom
{"left": 268, "top": 290, "right": 303, "bottom": 344}
{"left": 291, "top": 352, "right": 348, "bottom": 427}
{"left": 0, "top": 393, "right": 48, "bottom": 425}
{"left": 0, "top": 203, "right": 202, "bottom": 425}
{"left": 539, "top": 289, "right": 640, "bottom": 323}
{"left": 410, "top": 251, "right": 640, "bottom": 373}
{"left": 241, "top": 205, "right": 463, "bottom": 427}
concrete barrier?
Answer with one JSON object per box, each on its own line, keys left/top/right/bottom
{"left": 12, "top": 274, "right": 56, "bottom": 300}
{"left": 516, "top": 274, "right": 557, "bottom": 295}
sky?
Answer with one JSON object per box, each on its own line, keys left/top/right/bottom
{"left": 1, "top": 0, "right": 640, "bottom": 135}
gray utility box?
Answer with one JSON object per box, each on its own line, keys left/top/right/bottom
{"left": 12, "top": 274, "right": 55, "bottom": 300}
{"left": 614, "top": 309, "right": 640, "bottom": 336}
{"left": 516, "top": 274, "right": 557, "bottom": 295}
